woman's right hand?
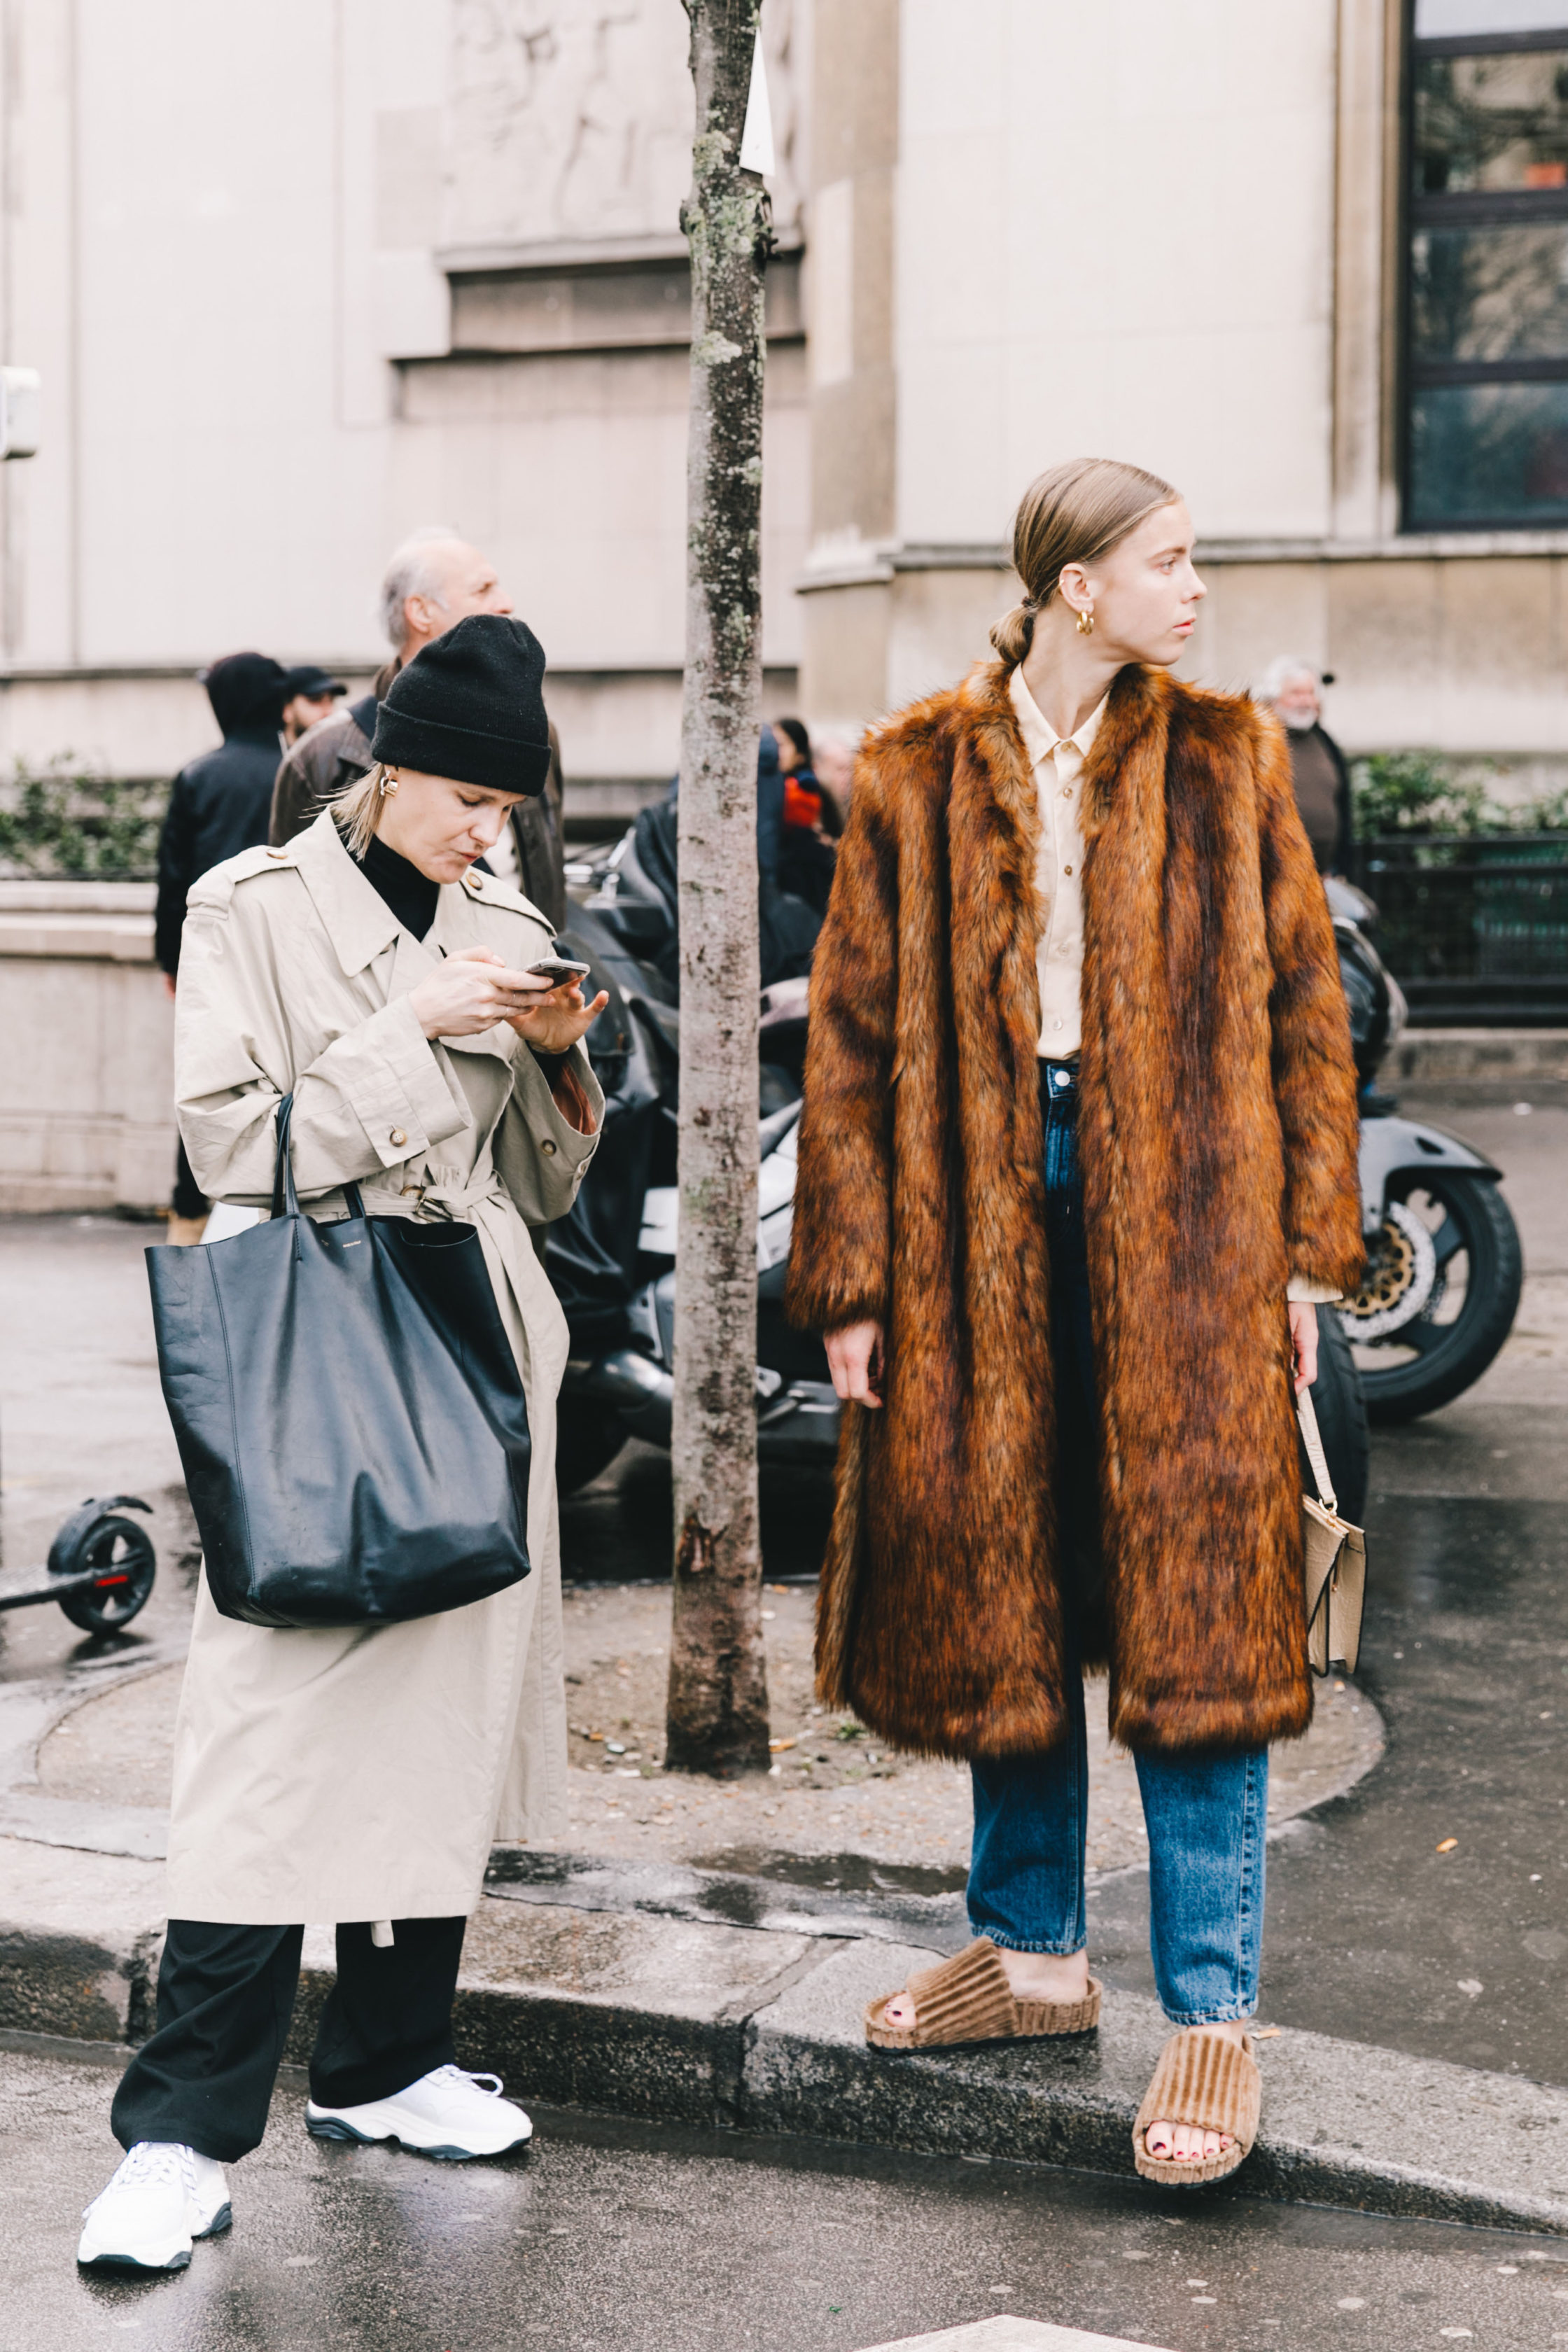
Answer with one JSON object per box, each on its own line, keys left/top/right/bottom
{"left": 825, "top": 1320, "right": 885, "bottom": 1408}
{"left": 407, "top": 945, "right": 561, "bottom": 1040}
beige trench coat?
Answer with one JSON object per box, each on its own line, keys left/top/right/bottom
{"left": 164, "top": 810, "right": 602, "bottom": 1925}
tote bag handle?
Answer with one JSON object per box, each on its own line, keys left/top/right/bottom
{"left": 269, "top": 1092, "right": 365, "bottom": 1223}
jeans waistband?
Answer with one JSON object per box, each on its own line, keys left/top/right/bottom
{"left": 1040, "top": 1056, "right": 1080, "bottom": 1099}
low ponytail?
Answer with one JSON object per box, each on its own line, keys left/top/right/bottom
{"left": 989, "top": 599, "right": 1038, "bottom": 664}
{"left": 990, "top": 457, "right": 1180, "bottom": 671}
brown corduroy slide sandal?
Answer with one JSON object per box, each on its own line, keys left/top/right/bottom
{"left": 865, "top": 1937, "right": 1102, "bottom": 2050}
{"left": 1132, "top": 2028, "right": 1261, "bottom": 2185}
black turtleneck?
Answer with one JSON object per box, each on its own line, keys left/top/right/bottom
{"left": 356, "top": 833, "right": 440, "bottom": 941}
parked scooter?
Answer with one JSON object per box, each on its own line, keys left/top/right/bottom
{"left": 550, "top": 830, "right": 1371, "bottom": 1517}
{"left": 1328, "top": 877, "right": 1522, "bottom": 1424}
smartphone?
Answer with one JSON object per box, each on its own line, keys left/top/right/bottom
{"left": 525, "top": 955, "right": 592, "bottom": 986}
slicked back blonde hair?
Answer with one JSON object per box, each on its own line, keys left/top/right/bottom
{"left": 990, "top": 457, "right": 1180, "bottom": 667}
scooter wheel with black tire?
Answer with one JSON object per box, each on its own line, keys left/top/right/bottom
{"left": 1303, "top": 1307, "right": 1369, "bottom": 1527}
{"left": 49, "top": 1508, "right": 157, "bottom": 1636}
{"left": 1340, "top": 1172, "right": 1522, "bottom": 1427}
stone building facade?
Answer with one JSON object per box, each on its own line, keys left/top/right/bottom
{"left": 0, "top": 0, "right": 1564, "bottom": 810}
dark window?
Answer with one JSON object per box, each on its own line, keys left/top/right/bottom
{"left": 1406, "top": 4, "right": 1568, "bottom": 526}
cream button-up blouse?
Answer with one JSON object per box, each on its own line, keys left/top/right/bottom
{"left": 1009, "top": 663, "right": 1102, "bottom": 1062}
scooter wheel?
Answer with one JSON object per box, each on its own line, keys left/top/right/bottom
{"left": 49, "top": 1509, "right": 157, "bottom": 1636}
{"left": 1343, "top": 1171, "right": 1522, "bottom": 1425}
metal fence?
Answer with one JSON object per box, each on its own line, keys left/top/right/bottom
{"left": 1348, "top": 834, "right": 1568, "bottom": 1026}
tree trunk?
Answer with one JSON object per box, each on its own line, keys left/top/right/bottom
{"left": 665, "top": 0, "right": 771, "bottom": 1776}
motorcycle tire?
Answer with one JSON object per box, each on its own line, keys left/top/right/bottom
{"left": 1303, "top": 1308, "right": 1369, "bottom": 1527}
{"left": 1343, "top": 1172, "right": 1522, "bottom": 1427}
{"left": 555, "top": 1402, "right": 631, "bottom": 1497}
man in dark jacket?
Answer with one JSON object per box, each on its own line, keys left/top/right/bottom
{"left": 155, "top": 651, "right": 292, "bottom": 1238}
{"left": 155, "top": 653, "right": 290, "bottom": 976}
{"left": 269, "top": 529, "right": 568, "bottom": 928}
{"left": 1259, "top": 657, "right": 1354, "bottom": 876}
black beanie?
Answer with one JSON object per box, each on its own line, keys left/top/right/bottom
{"left": 370, "top": 614, "right": 552, "bottom": 796}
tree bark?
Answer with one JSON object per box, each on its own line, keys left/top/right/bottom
{"left": 665, "top": 0, "right": 771, "bottom": 1776}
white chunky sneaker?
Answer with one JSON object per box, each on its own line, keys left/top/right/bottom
{"left": 305, "top": 2063, "right": 532, "bottom": 2161}
{"left": 77, "top": 2141, "right": 231, "bottom": 2272}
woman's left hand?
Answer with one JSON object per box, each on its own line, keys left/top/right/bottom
{"left": 504, "top": 974, "right": 610, "bottom": 1054}
{"left": 1287, "top": 1301, "right": 1319, "bottom": 1396}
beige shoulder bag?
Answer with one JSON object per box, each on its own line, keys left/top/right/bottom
{"left": 1298, "top": 1387, "right": 1367, "bottom": 1676}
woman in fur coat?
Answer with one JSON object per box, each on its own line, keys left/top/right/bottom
{"left": 785, "top": 458, "right": 1362, "bottom": 2185}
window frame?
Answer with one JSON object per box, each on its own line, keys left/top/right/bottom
{"left": 1401, "top": 6, "right": 1568, "bottom": 530}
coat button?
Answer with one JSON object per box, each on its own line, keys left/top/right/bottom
{"left": 389, "top": 1128, "right": 407, "bottom": 1147}
{"left": 540, "top": 1138, "right": 558, "bottom": 1156}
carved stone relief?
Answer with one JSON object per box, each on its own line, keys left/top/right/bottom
{"left": 442, "top": 0, "right": 801, "bottom": 255}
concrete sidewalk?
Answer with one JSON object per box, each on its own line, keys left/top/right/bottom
{"left": 6, "top": 1816, "right": 1568, "bottom": 2239}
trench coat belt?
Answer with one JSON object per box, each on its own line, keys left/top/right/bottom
{"left": 402, "top": 1172, "right": 512, "bottom": 1223}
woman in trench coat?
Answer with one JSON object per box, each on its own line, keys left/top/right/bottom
{"left": 785, "top": 461, "right": 1363, "bottom": 2185}
{"left": 79, "top": 615, "right": 604, "bottom": 2274}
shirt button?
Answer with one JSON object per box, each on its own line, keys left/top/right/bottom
{"left": 540, "top": 1138, "right": 558, "bottom": 1156}
{"left": 389, "top": 1128, "right": 407, "bottom": 1147}
{"left": 1061, "top": 786, "right": 1072, "bottom": 799}
{"left": 1052, "top": 1018, "right": 1064, "bottom": 1030}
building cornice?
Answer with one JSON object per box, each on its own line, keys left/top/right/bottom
{"left": 438, "top": 228, "right": 804, "bottom": 277}
{"left": 797, "top": 530, "right": 1568, "bottom": 594}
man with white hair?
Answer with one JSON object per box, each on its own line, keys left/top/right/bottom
{"left": 267, "top": 530, "right": 568, "bottom": 925}
{"left": 1258, "top": 654, "right": 1353, "bottom": 878}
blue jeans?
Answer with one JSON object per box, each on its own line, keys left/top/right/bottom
{"left": 965, "top": 1060, "right": 1268, "bottom": 2026}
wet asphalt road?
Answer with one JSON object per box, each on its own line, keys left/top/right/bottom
{"left": 6, "top": 2032, "right": 1568, "bottom": 2352}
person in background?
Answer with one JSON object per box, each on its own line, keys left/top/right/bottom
{"left": 269, "top": 529, "right": 568, "bottom": 932}
{"left": 279, "top": 666, "right": 346, "bottom": 747}
{"left": 776, "top": 715, "right": 844, "bottom": 836}
{"left": 774, "top": 716, "right": 837, "bottom": 916}
{"left": 811, "top": 732, "right": 857, "bottom": 828}
{"left": 155, "top": 653, "right": 294, "bottom": 1242}
{"left": 1259, "top": 657, "right": 1352, "bottom": 878}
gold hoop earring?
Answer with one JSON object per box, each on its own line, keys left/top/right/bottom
{"left": 379, "top": 769, "right": 400, "bottom": 798}
{"left": 1075, "top": 606, "right": 1094, "bottom": 637}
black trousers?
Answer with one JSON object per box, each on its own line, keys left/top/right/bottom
{"left": 172, "top": 1138, "right": 208, "bottom": 1222}
{"left": 111, "top": 1916, "right": 468, "bottom": 2164}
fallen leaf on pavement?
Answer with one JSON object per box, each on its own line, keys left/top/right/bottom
{"left": 1436, "top": 1837, "right": 1458, "bottom": 1852}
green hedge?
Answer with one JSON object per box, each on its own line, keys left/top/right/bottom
{"left": 1352, "top": 752, "right": 1568, "bottom": 839}
{"left": 0, "top": 764, "right": 169, "bottom": 880}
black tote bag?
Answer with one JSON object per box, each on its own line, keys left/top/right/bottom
{"left": 146, "top": 1096, "right": 532, "bottom": 1628}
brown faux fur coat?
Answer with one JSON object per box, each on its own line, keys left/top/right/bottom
{"left": 784, "top": 661, "right": 1363, "bottom": 1760}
